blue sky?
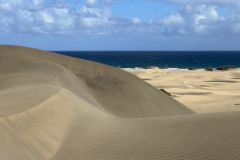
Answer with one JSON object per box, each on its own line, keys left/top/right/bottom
{"left": 0, "top": 0, "right": 240, "bottom": 50}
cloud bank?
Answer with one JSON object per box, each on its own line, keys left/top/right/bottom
{"left": 0, "top": 0, "right": 240, "bottom": 50}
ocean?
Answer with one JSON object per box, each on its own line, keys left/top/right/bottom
{"left": 52, "top": 51, "right": 240, "bottom": 69}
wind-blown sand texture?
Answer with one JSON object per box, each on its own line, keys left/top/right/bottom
{"left": 1, "top": 45, "right": 240, "bottom": 160}
{"left": 127, "top": 68, "right": 240, "bottom": 113}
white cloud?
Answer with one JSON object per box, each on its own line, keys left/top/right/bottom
{"left": 80, "top": 6, "right": 111, "bottom": 28}
{"left": 187, "top": 5, "right": 221, "bottom": 33}
{"left": 0, "top": 0, "right": 114, "bottom": 34}
{"left": 154, "top": 0, "right": 240, "bottom": 35}
{"left": 132, "top": 18, "right": 141, "bottom": 24}
{"left": 187, "top": 5, "right": 228, "bottom": 34}
{"left": 149, "top": 1, "right": 240, "bottom": 36}
{"left": 1, "top": 0, "right": 240, "bottom": 38}
{"left": 162, "top": 14, "right": 184, "bottom": 26}
{"left": 33, "top": 0, "right": 43, "bottom": 6}
{"left": 40, "top": 11, "right": 54, "bottom": 23}
{"left": 0, "top": 2, "right": 11, "bottom": 12}
{"left": 86, "top": 0, "right": 98, "bottom": 7}
{"left": 17, "top": 10, "right": 33, "bottom": 23}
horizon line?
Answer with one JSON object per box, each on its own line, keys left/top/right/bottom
{"left": 50, "top": 50, "right": 240, "bottom": 52}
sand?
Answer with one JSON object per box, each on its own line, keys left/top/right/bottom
{"left": 127, "top": 68, "right": 240, "bottom": 113}
{"left": 1, "top": 45, "right": 240, "bottom": 160}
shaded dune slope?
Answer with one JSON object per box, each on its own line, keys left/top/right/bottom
{"left": 1, "top": 45, "right": 240, "bottom": 160}
{"left": 0, "top": 45, "right": 193, "bottom": 118}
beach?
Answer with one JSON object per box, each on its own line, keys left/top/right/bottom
{"left": 1, "top": 45, "right": 240, "bottom": 160}
{"left": 127, "top": 68, "right": 240, "bottom": 113}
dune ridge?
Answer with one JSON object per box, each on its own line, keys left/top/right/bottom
{"left": 0, "top": 45, "right": 240, "bottom": 160}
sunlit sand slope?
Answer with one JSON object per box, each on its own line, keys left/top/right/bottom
{"left": 128, "top": 68, "right": 240, "bottom": 113}
{"left": 1, "top": 45, "right": 239, "bottom": 160}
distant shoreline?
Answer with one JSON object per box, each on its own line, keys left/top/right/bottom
{"left": 122, "top": 65, "right": 238, "bottom": 71}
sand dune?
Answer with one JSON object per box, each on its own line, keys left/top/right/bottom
{"left": 0, "top": 45, "right": 240, "bottom": 160}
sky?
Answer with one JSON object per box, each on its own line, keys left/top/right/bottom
{"left": 0, "top": 0, "right": 240, "bottom": 50}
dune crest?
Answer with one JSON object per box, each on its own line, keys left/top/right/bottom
{"left": 1, "top": 45, "right": 240, "bottom": 160}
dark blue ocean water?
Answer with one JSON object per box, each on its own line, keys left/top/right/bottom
{"left": 52, "top": 51, "right": 240, "bottom": 69}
